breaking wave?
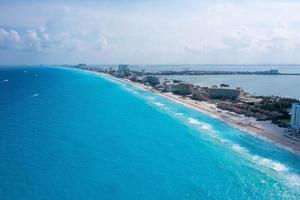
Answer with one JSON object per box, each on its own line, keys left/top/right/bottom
{"left": 175, "top": 112, "right": 183, "bottom": 116}
{"left": 122, "top": 86, "right": 139, "bottom": 94}
{"left": 230, "top": 143, "right": 288, "bottom": 172}
{"left": 188, "top": 117, "right": 201, "bottom": 125}
{"left": 147, "top": 96, "right": 156, "bottom": 101}
{"left": 154, "top": 102, "right": 165, "bottom": 107}
{"left": 286, "top": 174, "right": 300, "bottom": 187}
{"left": 252, "top": 155, "right": 288, "bottom": 172}
{"left": 186, "top": 116, "right": 296, "bottom": 182}
{"left": 186, "top": 118, "right": 300, "bottom": 190}
{"left": 231, "top": 143, "right": 249, "bottom": 154}
{"left": 187, "top": 117, "right": 214, "bottom": 131}
{"left": 228, "top": 142, "right": 300, "bottom": 189}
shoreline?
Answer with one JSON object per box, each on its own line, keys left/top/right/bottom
{"left": 95, "top": 71, "right": 300, "bottom": 156}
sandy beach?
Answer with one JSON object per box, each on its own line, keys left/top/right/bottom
{"left": 98, "top": 72, "right": 300, "bottom": 156}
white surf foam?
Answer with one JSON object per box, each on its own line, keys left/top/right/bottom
{"left": 285, "top": 174, "right": 300, "bottom": 187}
{"left": 123, "top": 86, "right": 139, "bottom": 95}
{"left": 188, "top": 117, "right": 201, "bottom": 125}
{"left": 148, "top": 96, "right": 156, "bottom": 101}
{"left": 219, "top": 138, "right": 230, "bottom": 144}
{"left": 201, "top": 124, "right": 212, "bottom": 130}
{"left": 154, "top": 102, "right": 165, "bottom": 107}
{"left": 229, "top": 142, "right": 288, "bottom": 172}
{"left": 127, "top": 88, "right": 138, "bottom": 94}
{"left": 187, "top": 117, "right": 214, "bottom": 131}
{"left": 1, "top": 79, "right": 8, "bottom": 83}
{"left": 187, "top": 117, "right": 295, "bottom": 184}
{"left": 175, "top": 112, "right": 183, "bottom": 116}
{"left": 228, "top": 141, "right": 300, "bottom": 188}
{"left": 251, "top": 155, "right": 288, "bottom": 172}
{"left": 231, "top": 143, "right": 249, "bottom": 154}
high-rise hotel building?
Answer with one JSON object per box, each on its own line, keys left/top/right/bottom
{"left": 290, "top": 103, "right": 300, "bottom": 130}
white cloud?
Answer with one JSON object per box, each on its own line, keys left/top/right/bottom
{"left": 27, "top": 30, "right": 40, "bottom": 43}
{"left": 9, "top": 30, "right": 21, "bottom": 43}
{"left": 1, "top": 1, "right": 300, "bottom": 64}
{"left": 0, "top": 28, "right": 21, "bottom": 49}
{"left": 0, "top": 27, "right": 51, "bottom": 51}
{"left": 64, "top": 6, "right": 71, "bottom": 12}
{"left": 25, "top": 29, "right": 51, "bottom": 51}
{"left": 95, "top": 36, "right": 108, "bottom": 50}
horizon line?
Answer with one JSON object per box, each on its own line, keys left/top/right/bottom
{"left": 1, "top": 64, "right": 300, "bottom": 66}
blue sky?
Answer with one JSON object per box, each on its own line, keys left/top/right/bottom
{"left": 0, "top": 0, "right": 300, "bottom": 64}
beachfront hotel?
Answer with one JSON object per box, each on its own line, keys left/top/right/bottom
{"left": 206, "top": 87, "right": 242, "bottom": 100}
{"left": 291, "top": 103, "right": 300, "bottom": 130}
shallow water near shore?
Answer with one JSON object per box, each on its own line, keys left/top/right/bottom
{"left": 1, "top": 66, "right": 300, "bottom": 199}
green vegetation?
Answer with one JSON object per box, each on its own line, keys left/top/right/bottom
{"left": 257, "top": 96, "right": 299, "bottom": 112}
{"left": 255, "top": 96, "right": 300, "bottom": 127}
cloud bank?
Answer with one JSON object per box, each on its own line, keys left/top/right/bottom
{"left": 0, "top": 0, "right": 300, "bottom": 64}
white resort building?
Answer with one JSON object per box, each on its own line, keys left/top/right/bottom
{"left": 290, "top": 103, "right": 300, "bottom": 130}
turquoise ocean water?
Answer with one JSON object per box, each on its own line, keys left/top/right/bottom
{"left": 0, "top": 66, "right": 300, "bottom": 199}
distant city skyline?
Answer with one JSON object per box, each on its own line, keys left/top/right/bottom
{"left": 1, "top": 0, "right": 300, "bottom": 65}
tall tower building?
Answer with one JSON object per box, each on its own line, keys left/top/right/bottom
{"left": 290, "top": 103, "right": 300, "bottom": 130}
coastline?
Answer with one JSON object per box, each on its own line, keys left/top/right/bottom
{"left": 93, "top": 71, "right": 300, "bottom": 156}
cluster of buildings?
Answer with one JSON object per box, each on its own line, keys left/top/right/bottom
{"left": 103, "top": 65, "right": 300, "bottom": 139}
{"left": 216, "top": 100, "right": 283, "bottom": 121}
{"left": 108, "top": 65, "right": 244, "bottom": 101}
{"left": 113, "top": 65, "right": 131, "bottom": 78}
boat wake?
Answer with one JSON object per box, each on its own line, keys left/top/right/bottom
{"left": 31, "top": 93, "right": 39, "bottom": 98}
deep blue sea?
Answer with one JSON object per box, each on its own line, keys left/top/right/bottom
{"left": 1, "top": 66, "right": 300, "bottom": 200}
